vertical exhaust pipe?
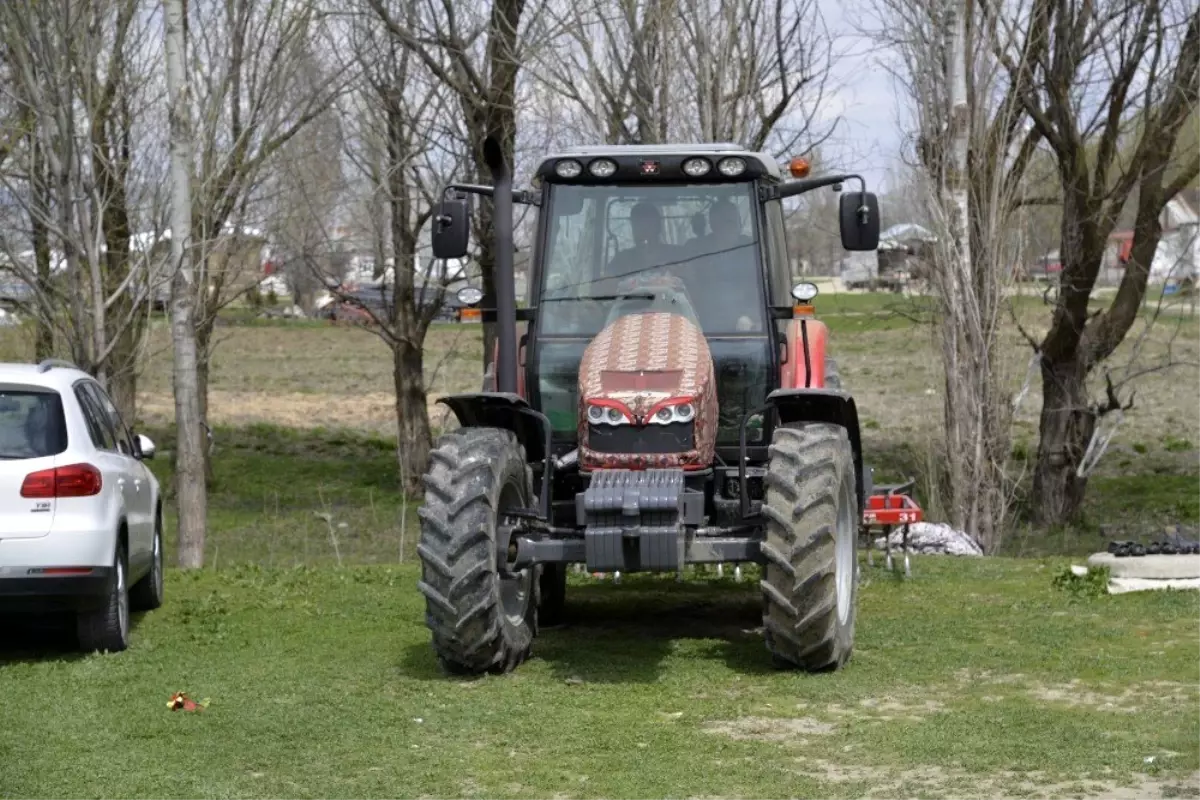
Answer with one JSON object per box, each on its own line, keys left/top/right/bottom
{"left": 484, "top": 136, "right": 518, "bottom": 395}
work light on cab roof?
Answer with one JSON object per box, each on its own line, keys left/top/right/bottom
{"left": 419, "top": 138, "right": 906, "bottom": 680}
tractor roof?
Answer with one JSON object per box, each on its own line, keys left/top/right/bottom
{"left": 535, "top": 144, "right": 785, "bottom": 182}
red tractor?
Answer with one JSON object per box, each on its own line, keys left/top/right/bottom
{"left": 418, "top": 139, "right": 891, "bottom": 675}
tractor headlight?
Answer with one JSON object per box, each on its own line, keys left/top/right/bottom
{"left": 717, "top": 157, "right": 747, "bottom": 177}
{"left": 588, "top": 158, "right": 618, "bottom": 178}
{"left": 555, "top": 159, "right": 583, "bottom": 179}
{"left": 647, "top": 400, "right": 697, "bottom": 425}
{"left": 682, "top": 157, "right": 711, "bottom": 177}
{"left": 587, "top": 403, "right": 632, "bottom": 425}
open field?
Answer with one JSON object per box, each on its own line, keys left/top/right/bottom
{"left": 1, "top": 559, "right": 1198, "bottom": 799}
{"left": 0, "top": 292, "right": 1196, "bottom": 562}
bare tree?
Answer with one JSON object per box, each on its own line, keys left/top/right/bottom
{"left": 0, "top": 0, "right": 164, "bottom": 424}
{"left": 365, "top": 0, "right": 548, "bottom": 369}
{"left": 864, "top": 0, "right": 1046, "bottom": 550}
{"left": 981, "top": 0, "right": 1200, "bottom": 524}
{"left": 186, "top": 0, "right": 346, "bottom": 472}
{"left": 165, "top": 0, "right": 208, "bottom": 568}
{"left": 326, "top": 2, "right": 465, "bottom": 493}
{"left": 535, "top": 0, "right": 838, "bottom": 154}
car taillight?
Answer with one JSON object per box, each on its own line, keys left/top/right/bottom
{"left": 20, "top": 464, "right": 103, "bottom": 498}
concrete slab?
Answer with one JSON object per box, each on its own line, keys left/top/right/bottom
{"left": 1108, "top": 577, "right": 1200, "bottom": 594}
{"left": 1086, "top": 551, "right": 1200, "bottom": 579}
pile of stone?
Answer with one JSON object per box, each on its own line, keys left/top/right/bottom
{"left": 872, "top": 522, "right": 984, "bottom": 556}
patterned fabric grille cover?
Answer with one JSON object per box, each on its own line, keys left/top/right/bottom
{"left": 578, "top": 311, "right": 718, "bottom": 469}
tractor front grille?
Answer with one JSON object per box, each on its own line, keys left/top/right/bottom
{"left": 587, "top": 421, "right": 694, "bottom": 454}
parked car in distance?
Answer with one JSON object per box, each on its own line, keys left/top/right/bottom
{"left": 0, "top": 360, "right": 163, "bottom": 653}
{"left": 317, "top": 283, "right": 468, "bottom": 324}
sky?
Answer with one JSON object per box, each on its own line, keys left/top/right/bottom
{"left": 813, "top": 0, "right": 910, "bottom": 193}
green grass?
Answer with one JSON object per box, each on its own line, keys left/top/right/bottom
{"left": 1, "top": 560, "right": 1196, "bottom": 799}
{"left": 145, "top": 424, "right": 419, "bottom": 567}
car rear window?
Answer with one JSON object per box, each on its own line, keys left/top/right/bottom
{"left": 0, "top": 388, "right": 68, "bottom": 459}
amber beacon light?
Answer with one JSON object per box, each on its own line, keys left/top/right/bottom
{"left": 788, "top": 157, "right": 811, "bottom": 178}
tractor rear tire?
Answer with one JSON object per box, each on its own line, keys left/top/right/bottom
{"left": 539, "top": 563, "right": 568, "bottom": 626}
{"left": 416, "top": 427, "right": 539, "bottom": 675}
{"left": 824, "top": 358, "right": 842, "bottom": 391}
{"left": 760, "top": 422, "right": 858, "bottom": 671}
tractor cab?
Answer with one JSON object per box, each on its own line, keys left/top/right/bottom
{"left": 530, "top": 157, "right": 784, "bottom": 453}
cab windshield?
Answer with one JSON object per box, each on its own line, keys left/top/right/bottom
{"left": 537, "top": 183, "right": 764, "bottom": 336}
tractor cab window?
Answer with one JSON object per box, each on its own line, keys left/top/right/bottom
{"left": 538, "top": 183, "right": 765, "bottom": 337}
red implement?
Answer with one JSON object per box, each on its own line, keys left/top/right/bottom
{"left": 860, "top": 480, "right": 924, "bottom": 578}
{"left": 863, "top": 492, "right": 924, "bottom": 526}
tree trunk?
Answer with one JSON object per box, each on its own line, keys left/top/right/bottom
{"left": 393, "top": 338, "right": 431, "bottom": 496}
{"left": 165, "top": 0, "right": 207, "bottom": 569}
{"left": 1031, "top": 353, "right": 1094, "bottom": 526}
{"left": 196, "top": 328, "right": 215, "bottom": 486}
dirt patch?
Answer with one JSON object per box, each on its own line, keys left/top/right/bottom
{"left": 824, "top": 697, "right": 946, "bottom": 722}
{"left": 1028, "top": 680, "right": 1195, "bottom": 714}
{"left": 791, "top": 759, "right": 1200, "bottom": 800}
{"left": 138, "top": 390, "right": 459, "bottom": 435}
{"left": 704, "top": 716, "right": 835, "bottom": 741}
{"left": 953, "top": 669, "right": 1031, "bottom": 686}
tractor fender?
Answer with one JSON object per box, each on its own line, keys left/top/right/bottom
{"left": 766, "top": 387, "right": 865, "bottom": 512}
{"left": 436, "top": 392, "right": 549, "bottom": 465}
{"left": 780, "top": 318, "right": 828, "bottom": 389}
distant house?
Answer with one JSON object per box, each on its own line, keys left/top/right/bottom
{"left": 1104, "top": 188, "right": 1199, "bottom": 283}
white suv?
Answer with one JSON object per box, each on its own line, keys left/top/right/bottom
{"left": 0, "top": 359, "right": 163, "bottom": 652}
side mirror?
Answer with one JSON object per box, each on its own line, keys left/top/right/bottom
{"left": 135, "top": 433, "right": 156, "bottom": 460}
{"left": 839, "top": 192, "right": 880, "bottom": 252}
{"left": 431, "top": 199, "right": 470, "bottom": 260}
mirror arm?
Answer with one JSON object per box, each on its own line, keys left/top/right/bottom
{"left": 443, "top": 183, "right": 539, "bottom": 205}
{"left": 771, "top": 173, "right": 867, "bottom": 201}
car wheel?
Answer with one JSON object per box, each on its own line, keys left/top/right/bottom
{"left": 77, "top": 542, "right": 130, "bottom": 653}
{"left": 130, "top": 514, "right": 164, "bottom": 612}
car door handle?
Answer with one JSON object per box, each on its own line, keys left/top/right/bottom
{"left": 117, "top": 478, "right": 126, "bottom": 489}
{"left": 134, "top": 479, "right": 142, "bottom": 492}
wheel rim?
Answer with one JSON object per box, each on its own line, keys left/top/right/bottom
{"left": 834, "top": 473, "right": 855, "bottom": 626}
{"left": 497, "top": 481, "right": 531, "bottom": 626}
{"left": 116, "top": 557, "right": 129, "bottom": 640}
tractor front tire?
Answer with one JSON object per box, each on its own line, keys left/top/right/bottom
{"left": 760, "top": 422, "right": 858, "bottom": 671}
{"left": 416, "top": 427, "right": 539, "bottom": 675}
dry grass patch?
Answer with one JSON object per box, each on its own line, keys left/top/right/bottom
{"left": 824, "top": 697, "right": 946, "bottom": 722}
{"left": 703, "top": 716, "right": 837, "bottom": 741}
{"left": 790, "top": 758, "right": 1200, "bottom": 800}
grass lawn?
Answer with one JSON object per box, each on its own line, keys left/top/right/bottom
{"left": 1, "top": 560, "right": 1197, "bottom": 799}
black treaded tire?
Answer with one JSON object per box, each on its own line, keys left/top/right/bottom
{"left": 416, "top": 427, "right": 539, "bottom": 675}
{"left": 824, "top": 358, "right": 842, "bottom": 391}
{"left": 760, "top": 422, "right": 858, "bottom": 671}
{"left": 130, "top": 510, "right": 164, "bottom": 612}
{"left": 539, "top": 563, "right": 567, "bottom": 627}
{"left": 77, "top": 542, "right": 130, "bottom": 654}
